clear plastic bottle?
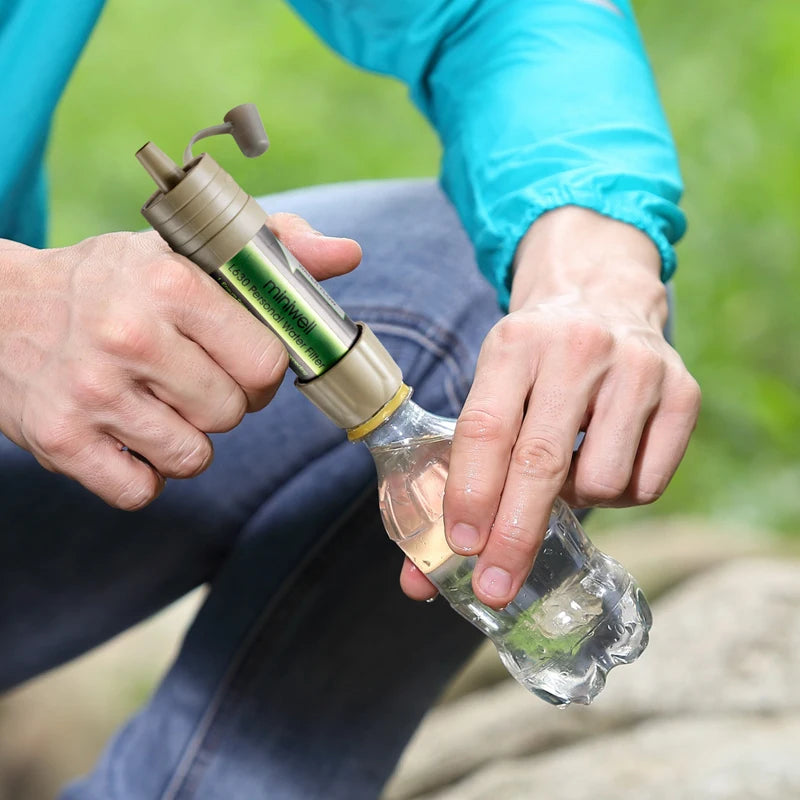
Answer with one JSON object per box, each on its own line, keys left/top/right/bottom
{"left": 364, "top": 394, "right": 652, "bottom": 706}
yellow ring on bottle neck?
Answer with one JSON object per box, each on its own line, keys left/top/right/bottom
{"left": 346, "top": 383, "right": 411, "bottom": 442}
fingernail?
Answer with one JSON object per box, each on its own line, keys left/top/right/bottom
{"left": 479, "top": 566, "right": 512, "bottom": 598}
{"left": 450, "top": 523, "right": 480, "bottom": 551}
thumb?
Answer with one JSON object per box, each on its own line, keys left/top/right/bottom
{"left": 267, "top": 212, "right": 362, "bottom": 281}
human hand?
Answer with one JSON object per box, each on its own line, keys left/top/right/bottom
{"left": 400, "top": 206, "right": 700, "bottom": 607}
{"left": 0, "top": 216, "right": 360, "bottom": 509}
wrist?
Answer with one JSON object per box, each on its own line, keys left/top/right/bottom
{"left": 509, "top": 206, "right": 667, "bottom": 327}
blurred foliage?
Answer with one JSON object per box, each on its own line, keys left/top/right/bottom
{"left": 48, "top": 0, "right": 800, "bottom": 533}
{"left": 47, "top": 0, "right": 439, "bottom": 242}
{"left": 625, "top": 0, "right": 800, "bottom": 533}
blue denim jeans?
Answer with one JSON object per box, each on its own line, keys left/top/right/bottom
{"left": 0, "top": 180, "right": 506, "bottom": 799}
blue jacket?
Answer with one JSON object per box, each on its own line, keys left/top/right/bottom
{"left": 0, "top": 0, "right": 684, "bottom": 306}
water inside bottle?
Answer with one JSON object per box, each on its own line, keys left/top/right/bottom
{"left": 429, "top": 537, "right": 652, "bottom": 706}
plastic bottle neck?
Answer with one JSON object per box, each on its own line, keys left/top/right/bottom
{"left": 361, "top": 396, "right": 455, "bottom": 451}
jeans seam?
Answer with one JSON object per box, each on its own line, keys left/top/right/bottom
{"left": 158, "top": 479, "right": 375, "bottom": 800}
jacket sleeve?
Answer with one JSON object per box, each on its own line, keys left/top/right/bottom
{"left": 286, "top": 0, "right": 685, "bottom": 307}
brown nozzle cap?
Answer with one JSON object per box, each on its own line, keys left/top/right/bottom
{"left": 224, "top": 104, "right": 270, "bottom": 158}
{"left": 295, "top": 323, "right": 403, "bottom": 430}
{"left": 138, "top": 148, "right": 267, "bottom": 272}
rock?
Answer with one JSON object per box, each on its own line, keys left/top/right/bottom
{"left": 588, "top": 516, "right": 790, "bottom": 603}
{"left": 601, "top": 557, "right": 800, "bottom": 715}
{"left": 415, "top": 714, "right": 800, "bottom": 800}
{"left": 381, "top": 681, "right": 626, "bottom": 800}
{"left": 384, "top": 557, "right": 800, "bottom": 800}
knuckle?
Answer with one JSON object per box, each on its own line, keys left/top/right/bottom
{"left": 72, "top": 372, "right": 110, "bottom": 408}
{"left": 675, "top": 373, "right": 702, "bottom": 416}
{"left": 632, "top": 477, "right": 668, "bottom": 506}
{"left": 114, "top": 474, "right": 162, "bottom": 511}
{"left": 512, "top": 434, "right": 570, "bottom": 482}
{"left": 203, "top": 387, "right": 248, "bottom": 433}
{"left": 146, "top": 254, "right": 199, "bottom": 302}
{"left": 564, "top": 319, "right": 614, "bottom": 361}
{"left": 486, "top": 316, "right": 532, "bottom": 353}
{"left": 457, "top": 407, "right": 506, "bottom": 445}
{"left": 71, "top": 368, "right": 117, "bottom": 408}
{"left": 32, "top": 418, "right": 77, "bottom": 459}
{"left": 248, "top": 336, "right": 289, "bottom": 390}
{"left": 628, "top": 344, "right": 666, "bottom": 382}
{"left": 99, "top": 316, "right": 158, "bottom": 362}
{"left": 491, "top": 520, "right": 539, "bottom": 559}
{"left": 445, "top": 481, "right": 494, "bottom": 515}
{"left": 169, "top": 435, "right": 213, "bottom": 478}
{"left": 615, "top": 346, "right": 668, "bottom": 404}
{"left": 578, "top": 473, "right": 628, "bottom": 504}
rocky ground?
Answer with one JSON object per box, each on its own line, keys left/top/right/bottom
{"left": 1, "top": 518, "right": 797, "bottom": 800}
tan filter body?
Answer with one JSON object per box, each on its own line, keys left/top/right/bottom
{"left": 140, "top": 149, "right": 267, "bottom": 272}
{"left": 138, "top": 143, "right": 404, "bottom": 433}
{"left": 296, "top": 324, "right": 403, "bottom": 432}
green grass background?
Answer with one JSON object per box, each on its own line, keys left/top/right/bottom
{"left": 48, "top": 0, "right": 800, "bottom": 534}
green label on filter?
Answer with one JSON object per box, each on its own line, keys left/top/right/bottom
{"left": 215, "top": 240, "right": 349, "bottom": 378}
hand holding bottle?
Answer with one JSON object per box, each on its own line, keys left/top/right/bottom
{"left": 0, "top": 217, "right": 360, "bottom": 509}
{"left": 401, "top": 207, "right": 701, "bottom": 608}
